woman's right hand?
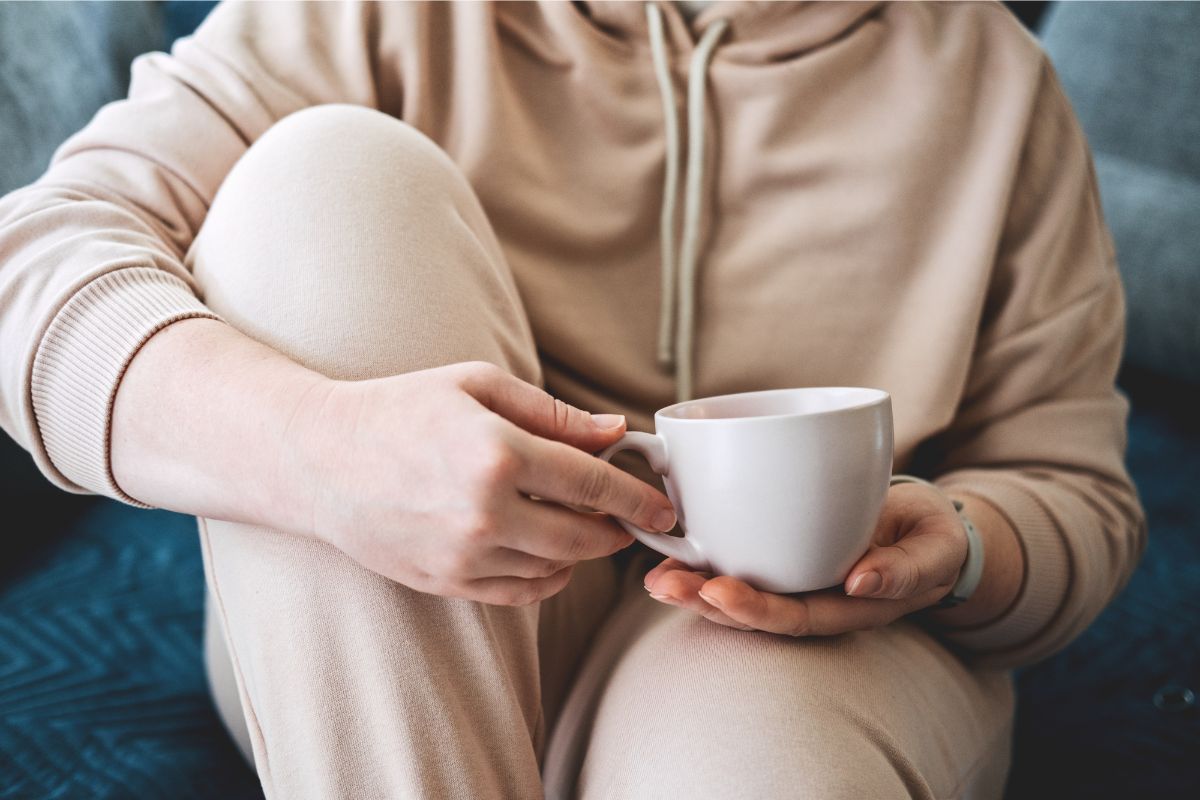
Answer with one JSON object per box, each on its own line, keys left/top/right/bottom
{"left": 282, "top": 361, "right": 676, "bottom": 606}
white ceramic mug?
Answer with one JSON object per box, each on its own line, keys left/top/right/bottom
{"left": 597, "top": 387, "right": 894, "bottom": 594}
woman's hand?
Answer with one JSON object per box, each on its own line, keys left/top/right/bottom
{"left": 641, "top": 482, "right": 972, "bottom": 635}
{"left": 285, "top": 361, "right": 677, "bottom": 607}
{"left": 113, "top": 320, "right": 673, "bottom": 609}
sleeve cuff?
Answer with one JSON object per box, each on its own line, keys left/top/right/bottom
{"left": 30, "top": 267, "right": 224, "bottom": 508}
{"left": 930, "top": 472, "right": 1072, "bottom": 657}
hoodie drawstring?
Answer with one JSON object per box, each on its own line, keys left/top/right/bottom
{"left": 645, "top": 2, "right": 728, "bottom": 403}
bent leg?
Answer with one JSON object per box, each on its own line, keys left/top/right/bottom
{"left": 188, "top": 103, "right": 551, "bottom": 798}
{"left": 547, "top": 551, "right": 1015, "bottom": 800}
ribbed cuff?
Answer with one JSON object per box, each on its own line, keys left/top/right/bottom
{"left": 930, "top": 474, "right": 1071, "bottom": 655}
{"left": 30, "top": 267, "right": 224, "bottom": 508}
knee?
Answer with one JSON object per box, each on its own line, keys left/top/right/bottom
{"left": 188, "top": 101, "right": 527, "bottom": 380}
{"left": 211, "top": 103, "right": 472, "bottom": 226}
{"left": 580, "top": 609, "right": 927, "bottom": 797}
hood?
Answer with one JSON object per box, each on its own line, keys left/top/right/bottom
{"left": 567, "top": 1, "right": 884, "bottom": 402}
{"left": 576, "top": 1, "right": 884, "bottom": 63}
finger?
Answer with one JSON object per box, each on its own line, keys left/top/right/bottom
{"left": 475, "top": 546, "right": 579, "bottom": 581}
{"left": 642, "top": 557, "right": 707, "bottom": 589}
{"left": 843, "top": 523, "right": 966, "bottom": 601}
{"left": 503, "top": 497, "right": 636, "bottom": 562}
{"left": 695, "top": 577, "right": 945, "bottom": 636}
{"left": 643, "top": 568, "right": 755, "bottom": 631}
{"left": 455, "top": 361, "right": 628, "bottom": 450}
{"left": 464, "top": 562, "right": 576, "bottom": 607}
{"left": 512, "top": 435, "right": 676, "bottom": 533}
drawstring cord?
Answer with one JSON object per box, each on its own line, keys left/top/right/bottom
{"left": 646, "top": 3, "right": 681, "bottom": 373}
{"left": 645, "top": 2, "right": 728, "bottom": 403}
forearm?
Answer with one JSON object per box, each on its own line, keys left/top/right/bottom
{"left": 923, "top": 493, "right": 1025, "bottom": 628}
{"left": 110, "top": 317, "right": 329, "bottom": 534}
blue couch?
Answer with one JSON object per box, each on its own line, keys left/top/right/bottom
{"left": 1, "top": 2, "right": 1196, "bottom": 797}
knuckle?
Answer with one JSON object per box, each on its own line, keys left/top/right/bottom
{"left": 457, "top": 509, "right": 499, "bottom": 544}
{"left": 574, "top": 463, "right": 611, "bottom": 508}
{"left": 896, "top": 562, "right": 923, "bottom": 598}
{"left": 471, "top": 440, "right": 519, "bottom": 489}
{"left": 489, "top": 588, "right": 518, "bottom": 606}
{"left": 551, "top": 563, "right": 575, "bottom": 590}
{"left": 540, "top": 567, "right": 573, "bottom": 600}
{"left": 429, "top": 576, "right": 466, "bottom": 600}
{"left": 538, "top": 559, "right": 568, "bottom": 579}
{"left": 441, "top": 546, "right": 476, "bottom": 578}
{"left": 480, "top": 587, "right": 516, "bottom": 607}
{"left": 461, "top": 360, "right": 500, "bottom": 382}
{"left": 551, "top": 397, "right": 572, "bottom": 437}
{"left": 630, "top": 492, "right": 663, "bottom": 529}
{"left": 506, "top": 583, "right": 542, "bottom": 607}
{"left": 453, "top": 360, "right": 505, "bottom": 394}
{"left": 562, "top": 532, "right": 592, "bottom": 562}
{"left": 927, "top": 583, "right": 955, "bottom": 606}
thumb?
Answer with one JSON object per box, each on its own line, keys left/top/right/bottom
{"left": 844, "top": 528, "right": 965, "bottom": 601}
{"left": 458, "top": 362, "right": 627, "bottom": 449}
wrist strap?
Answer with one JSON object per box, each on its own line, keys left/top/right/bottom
{"left": 888, "top": 474, "right": 985, "bottom": 607}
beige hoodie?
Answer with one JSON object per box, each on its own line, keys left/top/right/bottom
{"left": 0, "top": 0, "right": 1146, "bottom": 669}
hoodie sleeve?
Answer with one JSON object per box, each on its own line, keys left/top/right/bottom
{"left": 921, "top": 54, "right": 1148, "bottom": 669}
{"left": 0, "top": 1, "right": 388, "bottom": 507}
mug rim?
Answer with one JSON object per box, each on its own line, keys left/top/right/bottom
{"left": 655, "top": 386, "right": 890, "bottom": 424}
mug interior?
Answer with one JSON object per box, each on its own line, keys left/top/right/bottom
{"left": 660, "top": 387, "right": 888, "bottom": 421}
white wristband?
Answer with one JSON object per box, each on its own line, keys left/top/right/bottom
{"left": 888, "top": 474, "right": 984, "bottom": 607}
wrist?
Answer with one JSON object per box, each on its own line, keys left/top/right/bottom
{"left": 270, "top": 372, "right": 343, "bottom": 540}
{"left": 923, "top": 492, "right": 1025, "bottom": 629}
{"left": 888, "top": 475, "right": 981, "bottom": 608}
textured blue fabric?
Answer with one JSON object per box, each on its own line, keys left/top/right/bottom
{"left": 1007, "top": 370, "right": 1200, "bottom": 798}
{"left": 1041, "top": 1, "right": 1200, "bottom": 383}
{"left": 0, "top": 501, "right": 262, "bottom": 799}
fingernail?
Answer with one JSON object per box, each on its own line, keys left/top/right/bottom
{"left": 697, "top": 589, "right": 724, "bottom": 609}
{"left": 649, "top": 592, "right": 673, "bottom": 602}
{"left": 847, "top": 570, "right": 883, "bottom": 597}
{"left": 592, "top": 413, "right": 626, "bottom": 430}
{"left": 652, "top": 509, "right": 677, "bottom": 532}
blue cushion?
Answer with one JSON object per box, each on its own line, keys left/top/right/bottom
{"left": 1007, "top": 371, "right": 1200, "bottom": 798}
{"left": 1092, "top": 154, "right": 1200, "bottom": 384}
{"left": 1041, "top": 1, "right": 1200, "bottom": 384}
{"left": 163, "top": 0, "right": 219, "bottom": 46}
{"left": 0, "top": 500, "right": 262, "bottom": 799}
{"left": 0, "top": 1, "right": 163, "bottom": 195}
{"left": 1041, "top": 1, "right": 1200, "bottom": 181}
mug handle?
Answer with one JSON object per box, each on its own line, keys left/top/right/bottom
{"left": 596, "top": 432, "right": 710, "bottom": 571}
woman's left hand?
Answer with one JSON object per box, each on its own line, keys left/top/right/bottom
{"left": 641, "top": 482, "right": 970, "bottom": 635}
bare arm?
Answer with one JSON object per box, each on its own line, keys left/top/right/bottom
{"left": 110, "top": 317, "right": 324, "bottom": 535}
{"left": 108, "top": 318, "right": 677, "bottom": 606}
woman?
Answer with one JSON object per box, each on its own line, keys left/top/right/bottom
{"left": 0, "top": 1, "right": 1145, "bottom": 797}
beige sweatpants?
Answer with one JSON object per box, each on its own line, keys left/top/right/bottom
{"left": 187, "top": 104, "right": 1015, "bottom": 799}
